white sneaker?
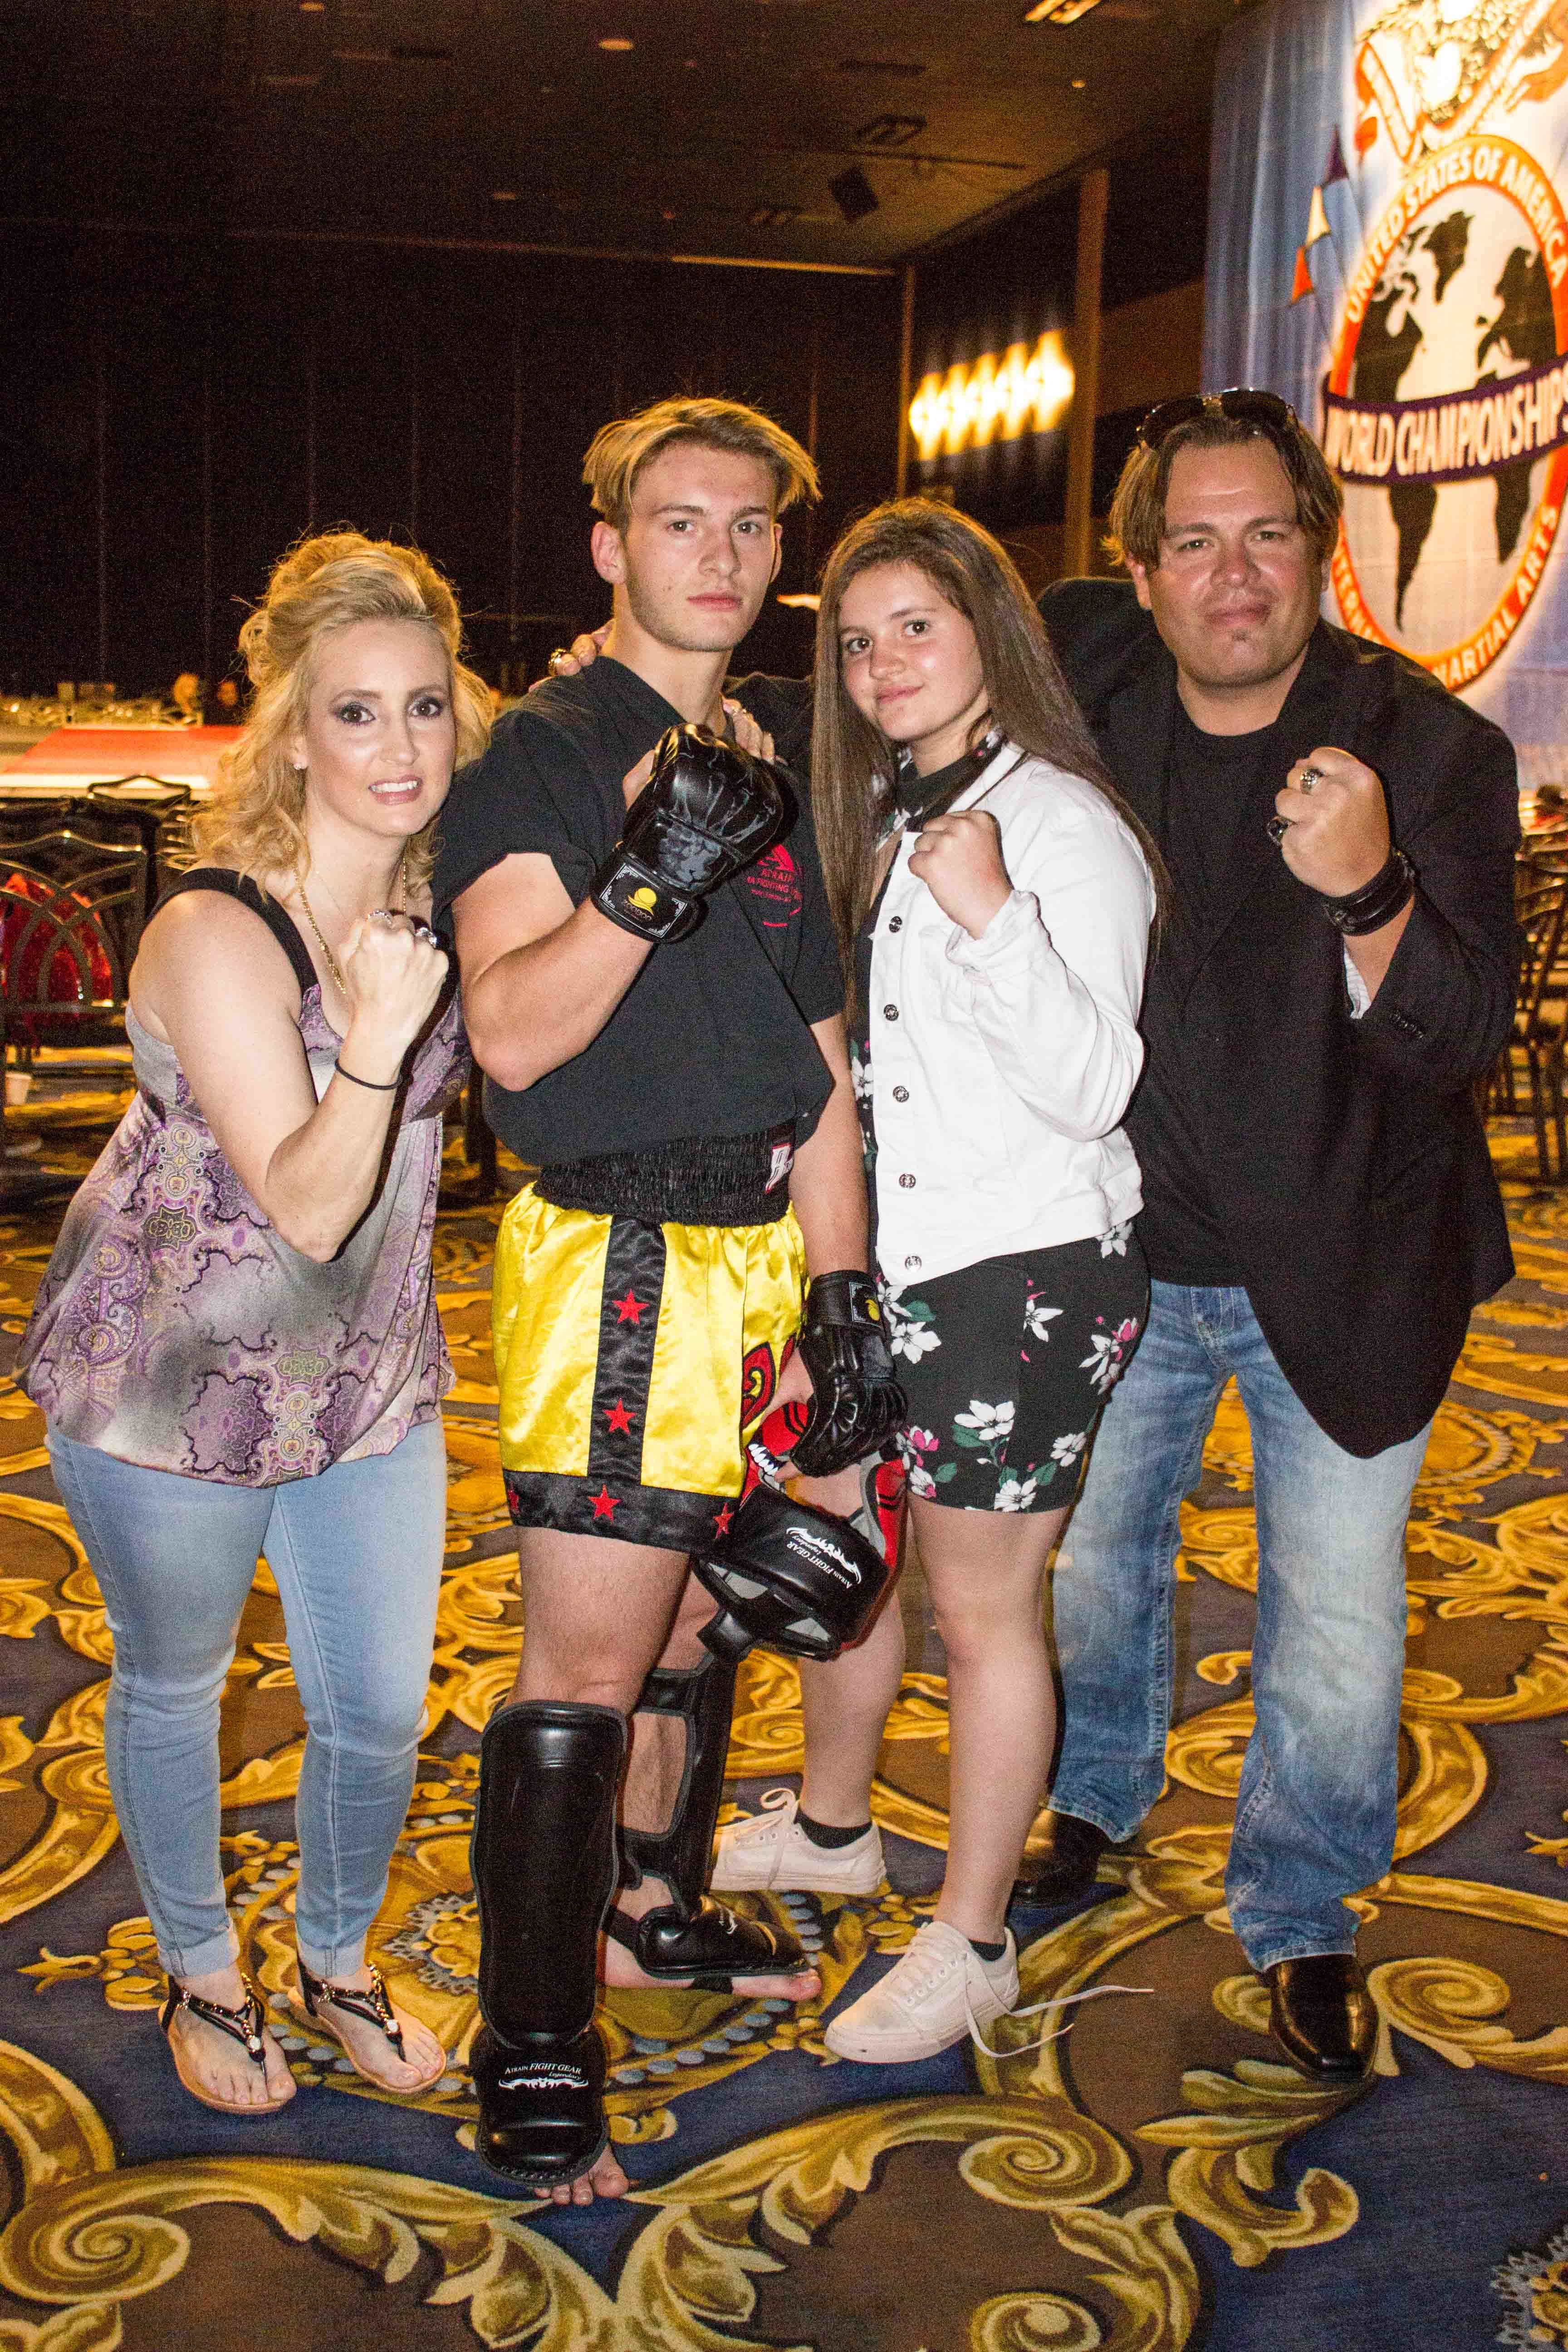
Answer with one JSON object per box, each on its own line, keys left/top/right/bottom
{"left": 823, "top": 1921, "right": 1019, "bottom": 2064}
{"left": 712, "top": 1788, "right": 884, "bottom": 1896}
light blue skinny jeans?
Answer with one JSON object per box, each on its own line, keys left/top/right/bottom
{"left": 49, "top": 1420, "right": 446, "bottom": 1982}
{"left": 1050, "top": 1282, "right": 1430, "bottom": 1973}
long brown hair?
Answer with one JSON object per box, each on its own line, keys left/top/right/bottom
{"left": 811, "top": 498, "right": 1166, "bottom": 983}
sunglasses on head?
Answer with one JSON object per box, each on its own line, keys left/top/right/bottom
{"left": 1137, "top": 388, "right": 1300, "bottom": 451}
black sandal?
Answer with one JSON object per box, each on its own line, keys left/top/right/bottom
{"left": 161, "top": 1975, "right": 294, "bottom": 2115}
{"left": 290, "top": 1960, "right": 445, "bottom": 2091}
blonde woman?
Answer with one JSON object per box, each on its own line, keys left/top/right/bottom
{"left": 20, "top": 532, "right": 487, "bottom": 2116}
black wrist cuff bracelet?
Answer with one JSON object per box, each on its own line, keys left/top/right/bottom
{"left": 333, "top": 1061, "right": 400, "bottom": 1091}
{"left": 1314, "top": 849, "right": 1416, "bottom": 936}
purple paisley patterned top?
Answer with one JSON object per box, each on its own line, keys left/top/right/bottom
{"left": 20, "top": 952, "right": 467, "bottom": 1485}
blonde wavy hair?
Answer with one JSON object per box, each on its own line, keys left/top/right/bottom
{"left": 193, "top": 529, "right": 492, "bottom": 892}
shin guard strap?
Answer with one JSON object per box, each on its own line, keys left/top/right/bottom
{"left": 619, "top": 1651, "right": 739, "bottom": 1916}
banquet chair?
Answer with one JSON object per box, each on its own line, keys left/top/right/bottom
{"left": 0, "top": 832, "right": 147, "bottom": 1207}
{"left": 1498, "top": 875, "right": 1568, "bottom": 1180}
{"left": 0, "top": 832, "right": 147, "bottom": 1068}
{"left": 85, "top": 776, "right": 195, "bottom": 923}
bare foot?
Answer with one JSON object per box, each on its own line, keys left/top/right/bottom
{"left": 547, "top": 2148, "right": 630, "bottom": 2207}
{"left": 167, "top": 1965, "right": 297, "bottom": 2112}
{"left": 296, "top": 1964, "right": 447, "bottom": 2092}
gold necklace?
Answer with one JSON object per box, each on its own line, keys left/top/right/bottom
{"left": 296, "top": 885, "right": 348, "bottom": 997}
{"left": 296, "top": 853, "right": 406, "bottom": 999}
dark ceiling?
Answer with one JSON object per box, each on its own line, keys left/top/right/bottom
{"left": 5, "top": 0, "right": 1239, "bottom": 272}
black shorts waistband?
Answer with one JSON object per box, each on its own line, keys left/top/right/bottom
{"left": 534, "top": 1123, "right": 794, "bottom": 1226}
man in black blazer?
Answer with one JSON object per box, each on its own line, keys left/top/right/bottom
{"left": 1023, "top": 393, "right": 1519, "bottom": 2082}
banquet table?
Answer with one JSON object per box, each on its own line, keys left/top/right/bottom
{"left": 0, "top": 726, "right": 240, "bottom": 797}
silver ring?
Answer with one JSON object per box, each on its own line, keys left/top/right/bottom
{"left": 1298, "top": 764, "right": 1323, "bottom": 793}
{"left": 1266, "top": 814, "right": 1291, "bottom": 843}
{"left": 412, "top": 921, "right": 440, "bottom": 946}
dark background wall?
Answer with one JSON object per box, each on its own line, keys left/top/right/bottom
{"left": 1, "top": 225, "right": 903, "bottom": 696}
{"left": 908, "top": 184, "right": 1080, "bottom": 532}
{"left": 2, "top": 105, "right": 1210, "bottom": 697}
{"left": 908, "top": 108, "right": 1211, "bottom": 555}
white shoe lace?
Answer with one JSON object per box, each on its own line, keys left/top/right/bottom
{"left": 730, "top": 1787, "right": 797, "bottom": 1846}
{"left": 880, "top": 1923, "right": 968, "bottom": 2009}
{"left": 965, "top": 1980, "right": 1155, "bottom": 2059}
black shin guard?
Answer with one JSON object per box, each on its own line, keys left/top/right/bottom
{"left": 614, "top": 1652, "right": 808, "bottom": 1988}
{"left": 470, "top": 1700, "right": 626, "bottom": 2186}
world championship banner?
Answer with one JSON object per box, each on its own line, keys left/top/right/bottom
{"left": 1204, "top": 0, "right": 1568, "bottom": 776}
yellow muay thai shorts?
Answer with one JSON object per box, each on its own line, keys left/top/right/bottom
{"left": 492, "top": 1180, "right": 807, "bottom": 1552}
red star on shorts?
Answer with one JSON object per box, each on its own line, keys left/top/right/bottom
{"left": 712, "top": 1502, "right": 734, "bottom": 1536}
{"left": 603, "top": 1398, "right": 636, "bottom": 1435}
{"left": 613, "top": 1290, "right": 645, "bottom": 1325}
{"left": 590, "top": 1486, "right": 618, "bottom": 1520}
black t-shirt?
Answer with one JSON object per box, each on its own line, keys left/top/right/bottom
{"left": 1129, "top": 704, "right": 1283, "bottom": 1287}
{"left": 730, "top": 671, "right": 813, "bottom": 769}
{"left": 431, "top": 656, "right": 845, "bottom": 1165}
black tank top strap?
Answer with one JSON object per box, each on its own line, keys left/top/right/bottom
{"left": 157, "top": 868, "right": 318, "bottom": 997}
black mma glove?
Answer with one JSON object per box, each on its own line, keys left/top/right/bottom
{"left": 590, "top": 722, "right": 787, "bottom": 944}
{"left": 789, "top": 1271, "right": 906, "bottom": 1479}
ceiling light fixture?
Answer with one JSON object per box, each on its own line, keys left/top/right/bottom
{"left": 299, "top": 2, "right": 324, "bottom": 12}
{"left": 777, "top": 593, "right": 821, "bottom": 611}
{"left": 856, "top": 113, "right": 926, "bottom": 147}
{"left": 829, "top": 165, "right": 879, "bottom": 223}
{"left": 1023, "top": 0, "right": 1106, "bottom": 21}
{"left": 1071, "top": 77, "right": 1087, "bottom": 87}
{"left": 490, "top": 189, "right": 519, "bottom": 201}
{"left": 598, "top": 35, "right": 634, "bottom": 51}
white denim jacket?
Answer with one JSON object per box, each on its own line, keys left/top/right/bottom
{"left": 864, "top": 740, "right": 1155, "bottom": 1292}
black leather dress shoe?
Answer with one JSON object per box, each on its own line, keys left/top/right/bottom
{"left": 1265, "top": 1954, "right": 1377, "bottom": 2083}
{"left": 1012, "top": 1813, "right": 1111, "bottom": 1904}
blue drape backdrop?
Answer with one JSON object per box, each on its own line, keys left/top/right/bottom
{"left": 1205, "top": 0, "right": 1568, "bottom": 781}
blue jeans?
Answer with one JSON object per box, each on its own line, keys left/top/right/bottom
{"left": 1051, "top": 1283, "right": 1429, "bottom": 1973}
{"left": 49, "top": 1421, "right": 446, "bottom": 1981}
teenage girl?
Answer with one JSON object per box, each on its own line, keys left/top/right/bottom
{"left": 715, "top": 500, "right": 1161, "bottom": 2062}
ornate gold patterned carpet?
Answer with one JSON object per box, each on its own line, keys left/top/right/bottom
{"left": 0, "top": 1100, "right": 1565, "bottom": 2350}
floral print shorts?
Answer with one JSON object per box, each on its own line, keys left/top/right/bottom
{"left": 880, "top": 1228, "right": 1149, "bottom": 1513}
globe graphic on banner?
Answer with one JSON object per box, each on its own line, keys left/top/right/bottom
{"left": 1324, "top": 125, "right": 1568, "bottom": 689}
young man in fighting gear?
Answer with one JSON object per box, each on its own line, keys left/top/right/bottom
{"left": 436, "top": 398, "right": 902, "bottom": 2205}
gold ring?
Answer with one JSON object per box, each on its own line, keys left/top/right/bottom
{"left": 548, "top": 647, "right": 572, "bottom": 676}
